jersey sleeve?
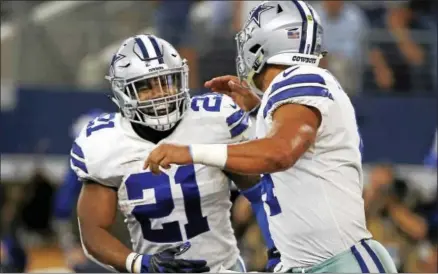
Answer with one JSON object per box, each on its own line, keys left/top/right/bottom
{"left": 70, "top": 131, "right": 104, "bottom": 185}
{"left": 220, "top": 94, "right": 252, "bottom": 143}
{"left": 262, "top": 66, "right": 334, "bottom": 122}
{"left": 69, "top": 115, "right": 121, "bottom": 189}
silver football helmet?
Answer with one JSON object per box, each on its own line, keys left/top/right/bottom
{"left": 106, "top": 34, "right": 190, "bottom": 131}
{"left": 236, "top": 0, "right": 325, "bottom": 95}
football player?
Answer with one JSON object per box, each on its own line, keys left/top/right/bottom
{"left": 144, "top": 1, "right": 398, "bottom": 273}
{"left": 73, "top": 35, "right": 255, "bottom": 273}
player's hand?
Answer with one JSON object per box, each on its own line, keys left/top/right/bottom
{"left": 265, "top": 247, "right": 282, "bottom": 272}
{"left": 142, "top": 242, "right": 210, "bottom": 273}
{"left": 144, "top": 143, "right": 192, "bottom": 175}
{"left": 204, "top": 75, "right": 261, "bottom": 112}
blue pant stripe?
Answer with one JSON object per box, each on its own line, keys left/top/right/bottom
{"left": 351, "top": 245, "right": 369, "bottom": 273}
{"left": 361, "top": 239, "right": 386, "bottom": 273}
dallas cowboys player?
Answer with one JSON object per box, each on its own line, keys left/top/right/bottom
{"left": 144, "top": 1, "right": 398, "bottom": 273}
{"left": 73, "top": 34, "right": 252, "bottom": 273}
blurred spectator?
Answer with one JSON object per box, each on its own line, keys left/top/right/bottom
{"left": 363, "top": 164, "right": 432, "bottom": 272}
{"left": 313, "top": 1, "right": 369, "bottom": 96}
{"left": 231, "top": 195, "right": 266, "bottom": 272}
{"left": 355, "top": 1, "right": 393, "bottom": 28}
{"left": 415, "top": 195, "right": 438, "bottom": 272}
{"left": 413, "top": 240, "right": 437, "bottom": 273}
{"left": 153, "top": 0, "right": 200, "bottom": 88}
{"left": 387, "top": 0, "right": 433, "bottom": 66}
{"left": 380, "top": 0, "right": 436, "bottom": 93}
{"left": 20, "top": 170, "right": 55, "bottom": 241}
{"left": 0, "top": 184, "right": 27, "bottom": 272}
{"left": 0, "top": 235, "right": 27, "bottom": 273}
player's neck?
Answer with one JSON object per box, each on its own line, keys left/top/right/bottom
{"left": 257, "top": 65, "right": 289, "bottom": 92}
{"left": 130, "top": 122, "right": 177, "bottom": 144}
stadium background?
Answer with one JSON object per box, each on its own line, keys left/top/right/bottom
{"left": 0, "top": 1, "right": 436, "bottom": 273}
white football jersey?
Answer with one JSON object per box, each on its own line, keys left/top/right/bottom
{"left": 71, "top": 94, "right": 250, "bottom": 272}
{"left": 256, "top": 65, "right": 372, "bottom": 268}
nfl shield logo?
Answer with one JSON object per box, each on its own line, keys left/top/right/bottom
{"left": 287, "top": 28, "right": 300, "bottom": 39}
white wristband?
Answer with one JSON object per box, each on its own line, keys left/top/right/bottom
{"left": 126, "top": 252, "right": 142, "bottom": 273}
{"left": 133, "top": 254, "right": 143, "bottom": 273}
{"left": 189, "top": 144, "right": 228, "bottom": 168}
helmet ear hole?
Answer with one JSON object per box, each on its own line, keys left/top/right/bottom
{"left": 249, "top": 44, "right": 262, "bottom": 54}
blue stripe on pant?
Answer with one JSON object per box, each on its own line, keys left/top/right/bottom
{"left": 289, "top": 239, "right": 397, "bottom": 273}
{"left": 351, "top": 245, "right": 369, "bottom": 273}
{"left": 361, "top": 239, "right": 386, "bottom": 273}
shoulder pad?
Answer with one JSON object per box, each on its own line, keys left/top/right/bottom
{"left": 70, "top": 113, "right": 121, "bottom": 187}
{"left": 263, "top": 66, "right": 334, "bottom": 119}
{"left": 190, "top": 93, "right": 251, "bottom": 142}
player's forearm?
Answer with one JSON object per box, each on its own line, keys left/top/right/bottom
{"left": 191, "top": 133, "right": 311, "bottom": 175}
{"left": 387, "top": 201, "right": 427, "bottom": 240}
{"left": 387, "top": 7, "right": 411, "bottom": 43}
{"left": 79, "top": 222, "right": 132, "bottom": 272}
{"left": 224, "top": 138, "right": 294, "bottom": 174}
{"left": 191, "top": 138, "right": 291, "bottom": 175}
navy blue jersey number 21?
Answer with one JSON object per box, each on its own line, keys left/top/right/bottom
{"left": 125, "top": 165, "right": 210, "bottom": 243}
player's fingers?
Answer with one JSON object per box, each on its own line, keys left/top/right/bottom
{"left": 228, "top": 80, "right": 250, "bottom": 96}
{"left": 185, "top": 266, "right": 210, "bottom": 273}
{"left": 160, "top": 158, "right": 172, "bottom": 170}
{"left": 143, "top": 152, "right": 160, "bottom": 170}
{"left": 205, "top": 75, "right": 237, "bottom": 90}
{"left": 172, "top": 259, "right": 207, "bottom": 268}
{"left": 146, "top": 151, "right": 165, "bottom": 175}
{"left": 149, "top": 163, "right": 162, "bottom": 175}
{"left": 204, "top": 79, "right": 214, "bottom": 88}
{"left": 143, "top": 156, "right": 152, "bottom": 170}
{"left": 143, "top": 160, "right": 149, "bottom": 170}
{"left": 167, "top": 242, "right": 191, "bottom": 256}
{"left": 207, "top": 82, "right": 230, "bottom": 94}
{"left": 162, "top": 265, "right": 180, "bottom": 273}
{"left": 205, "top": 75, "right": 234, "bottom": 85}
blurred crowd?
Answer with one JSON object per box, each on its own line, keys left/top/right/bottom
{"left": 140, "top": 0, "right": 437, "bottom": 95}
{"left": 1, "top": 0, "right": 437, "bottom": 94}
{"left": 0, "top": 0, "right": 437, "bottom": 273}
{"left": 152, "top": 0, "right": 437, "bottom": 95}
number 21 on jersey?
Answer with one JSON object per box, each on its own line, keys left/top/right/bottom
{"left": 125, "top": 165, "right": 210, "bottom": 243}
{"left": 86, "top": 113, "right": 115, "bottom": 137}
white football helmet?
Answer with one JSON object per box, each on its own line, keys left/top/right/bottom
{"left": 236, "top": 0, "right": 325, "bottom": 95}
{"left": 106, "top": 34, "right": 190, "bottom": 131}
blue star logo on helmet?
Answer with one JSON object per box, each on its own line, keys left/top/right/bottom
{"left": 109, "top": 54, "right": 126, "bottom": 76}
{"left": 110, "top": 54, "right": 126, "bottom": 67}
{"left": 246, "top": 4, "right": 275, "bottom": 27}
